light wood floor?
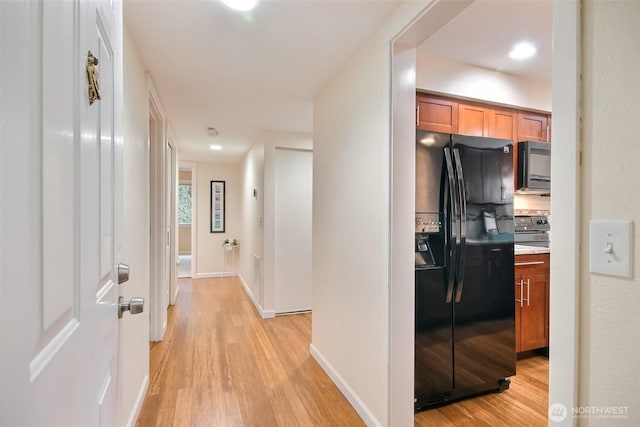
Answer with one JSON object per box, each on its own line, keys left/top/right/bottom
{"left": 415, "top": 353, "right": 548, "bottom": 426}
{"left": 136, "top": 277, "right": 548, "bottom": 426}
{"left": 135, "top": 277, "right": 364, "bottom": 426}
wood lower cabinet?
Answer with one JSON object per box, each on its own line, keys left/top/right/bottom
{"left": 416, "top": 94, "right": 458, "bottom": 133}
{"left": 515, "top": 254, "right": 550, "bottom": 353}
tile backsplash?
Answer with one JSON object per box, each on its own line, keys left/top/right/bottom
{"left": 514, "top": 194, "right": 550, "bottom": 213}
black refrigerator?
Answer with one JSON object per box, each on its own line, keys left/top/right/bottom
{"left": 414, "top": 130, "right": 516, "bottom": 410}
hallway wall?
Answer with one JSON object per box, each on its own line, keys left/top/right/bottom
{"left": 579, "top": 2, "right": 640, "bottom": 425}
{"left": 311, "top": 2, "right": 432, "bottom": 424}
{"left": 239, "top": 142, "right": 265, "bottom": 309}
{"left": 120, "top": 26, "right": 151, "bottom": 427}
{"left": 238, "top": 130, "right": 312, "bottom": 317}
{"left": 193, "top": 162, "right": 241, "bottom": 277}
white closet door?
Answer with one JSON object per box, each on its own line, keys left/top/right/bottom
{"left": 274, "top": 148, "right": 313, "bottom": 313}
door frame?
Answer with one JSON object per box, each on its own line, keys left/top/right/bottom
{"left": 148, "top": 77, "right": 168, "bottom": 341}
{"left": 388, "top": 1, "right": 581, "bottom": 425}
{"left": 178, "top": 160, "right": 198, "bottom": 279}
{"left": 166, "top": 131, "right": 177, "bottom": 305}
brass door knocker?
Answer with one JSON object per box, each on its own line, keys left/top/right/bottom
{"left": 87, "top": 51, "right": 102, "bottom": 105}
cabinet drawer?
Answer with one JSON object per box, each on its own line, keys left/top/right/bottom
{"left": 515, "top": 254, "right": 549, "bottom": 273}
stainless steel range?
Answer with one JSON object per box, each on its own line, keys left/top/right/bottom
{"left": 515, "top": 215, "right": 550, "bottom": 247}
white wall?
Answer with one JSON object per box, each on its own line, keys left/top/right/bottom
{"left": 120, "top": 26, "right": 150, "bottom": 427}
{"left": 237, "top": 130, "right": 312, "bottom": 318}
{"left": 193, "top": 162, "right": 241, "bottom": 277}
{"left": 416, "top": 54, "right": 552, "bottom": 112}
{"left": 311, "top": 2, "right": 431, "bottom": 425}
{"left": 579, "top": 2, "right": 640, "bottom": 425}
{"left": 312, "top": 38, "right": 391, "bottom": 426}
{"left": 239, "top": 142, "right": 265, "bottom": 310}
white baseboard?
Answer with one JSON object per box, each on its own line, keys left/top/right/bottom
{"left": 193, "top": 272, "right": 236, "bottom": 279}
{"left": 126, "top": 374, "right": 149, "bottom": 427}
{"left": 238, "top": 274, "right": 275, "bottom": 319}
{"left": 309, "top": 344, "right": 380, "bottom": 427}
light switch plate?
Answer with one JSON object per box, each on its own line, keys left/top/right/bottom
{"left": 589, "top": 220, "right": 633, "bottom": 278}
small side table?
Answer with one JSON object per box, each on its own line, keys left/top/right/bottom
{"left": 223, "top": 243, "right": 238, "bottom": 278}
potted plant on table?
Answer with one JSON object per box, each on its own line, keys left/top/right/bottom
{"left": 223, "top": 238, "right": 239, "bottom": 250}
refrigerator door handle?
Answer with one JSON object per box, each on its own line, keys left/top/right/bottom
{"left": 444, "top": 148, "right": 457, "bottom": 303}
{"left": 453, "top": 148, "right": 467, "bottom": 303}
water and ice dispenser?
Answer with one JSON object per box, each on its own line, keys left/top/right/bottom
{"left": 415, "top": 212, "right": 443, "bottom": 268}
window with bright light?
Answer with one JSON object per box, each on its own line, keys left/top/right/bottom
{"left": 178, "top": 184, "right": 192, "bottom": 225}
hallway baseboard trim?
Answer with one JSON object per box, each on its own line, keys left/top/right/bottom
{"left": 309, "top": 344, "right": 381, "bottom": 427}
{"left": 238, "top": 274, "right": 276, "bottom": 319}
{"left": 193, "top": 272, "right": 237, "bottom": 279}
{"left": 126, "top": 375, "right": 149, "bottom": 427}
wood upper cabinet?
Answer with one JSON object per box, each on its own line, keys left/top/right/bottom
{"left": 456, "top": 102, "right": 517, "bottom": 141}
{"left": 517, "top": 111, "right": 550, "bottom": 142}
{"left": 490, "top": 107, "right": 518, "bottom": 141}
{"left": 416, "top": 92, "right": 549, "bottom": 146}
{"left": 416, "top": 94, "right": 458, "bottom": 133}
{"left": 514, "top": 254, "right": 550, "bottom": 353}
{"left": 458, "top": 102, "right": 490, "bottom": 137}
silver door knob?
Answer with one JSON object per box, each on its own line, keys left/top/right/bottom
{"left": 118, "top": 296, "right": 144, "bottom": 319}
{"left": 118, "top": 263, "right": 130, "bottom": 285}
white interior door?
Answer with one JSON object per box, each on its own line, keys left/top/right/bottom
{"left": 148, "top": 97, "right": 167, "bottom": 341}
{"left": 1, "top": 0, "right": 124, "bottom": 425}
{"left": 274, "top": 148, "right": 313, "bottom": 313}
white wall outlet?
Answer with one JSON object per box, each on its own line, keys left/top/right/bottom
{"left": 589, "top": 220, "right": 634, "bottom": 278}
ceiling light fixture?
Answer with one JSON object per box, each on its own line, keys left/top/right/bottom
{"left": 209, "top": 144, "right": 223, "bottom": 151}
{"left": 218, "top": 0, "right": 259, "bottom": 12}
{"left": 509, "top": 41, "right": 537, "bottom": 60}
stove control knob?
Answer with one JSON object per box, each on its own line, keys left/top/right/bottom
{"left": 537, "top": 220, "right": 543, "bottom": 224}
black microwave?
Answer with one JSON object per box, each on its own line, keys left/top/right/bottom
{"left": 517, "top": 141, "right": 551, "bottom": 194}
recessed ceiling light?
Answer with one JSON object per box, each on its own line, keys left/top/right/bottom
{"left": 509, "top": 41, "right": 537, "bottom": 60}
{"left": 209, "top": 144, "right": 223, "bottom": 151}
{"left": 218, "top": 0, "right": 259, "bottom": 12}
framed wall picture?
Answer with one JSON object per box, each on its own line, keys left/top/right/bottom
{"left": 210, "top": 180, "right": 225, "bottom": 233}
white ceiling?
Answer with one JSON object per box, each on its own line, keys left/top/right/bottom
{"left": 417, "top": 0, "right": 552, "bottom": 83}
{"left": 124, "top": 0, "right": 552, "bottom": 164}
{"left": 124, "top": 0, "right": 402, "bottom": 163}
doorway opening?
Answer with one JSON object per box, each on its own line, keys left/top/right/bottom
{"left": 389, "top": 1, "right": 579, "bottom": 425}
{"left": 148, "top": 87, "right": 177, "bottom": 341}
{"left": 178, "top": 162, "right": 196, "bottom": 278}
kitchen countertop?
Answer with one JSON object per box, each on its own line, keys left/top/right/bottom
{"left": 514, "top": 244, "right": 551, "bottom": 255}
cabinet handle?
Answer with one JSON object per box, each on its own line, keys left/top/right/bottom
{"left": 515, "top": 279, "right": 524, "bottom": 307}
{"left": 515, "top": 261, "right": 545, "bottom": 266}
{"left": 416, "top": 105, "right": 420, "bottom": 127}
{"left": 546, "top": 124, "right": 550, "bottom": 142}
{"left": 526, "top": 278, "right": 530, "bottom": 306}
